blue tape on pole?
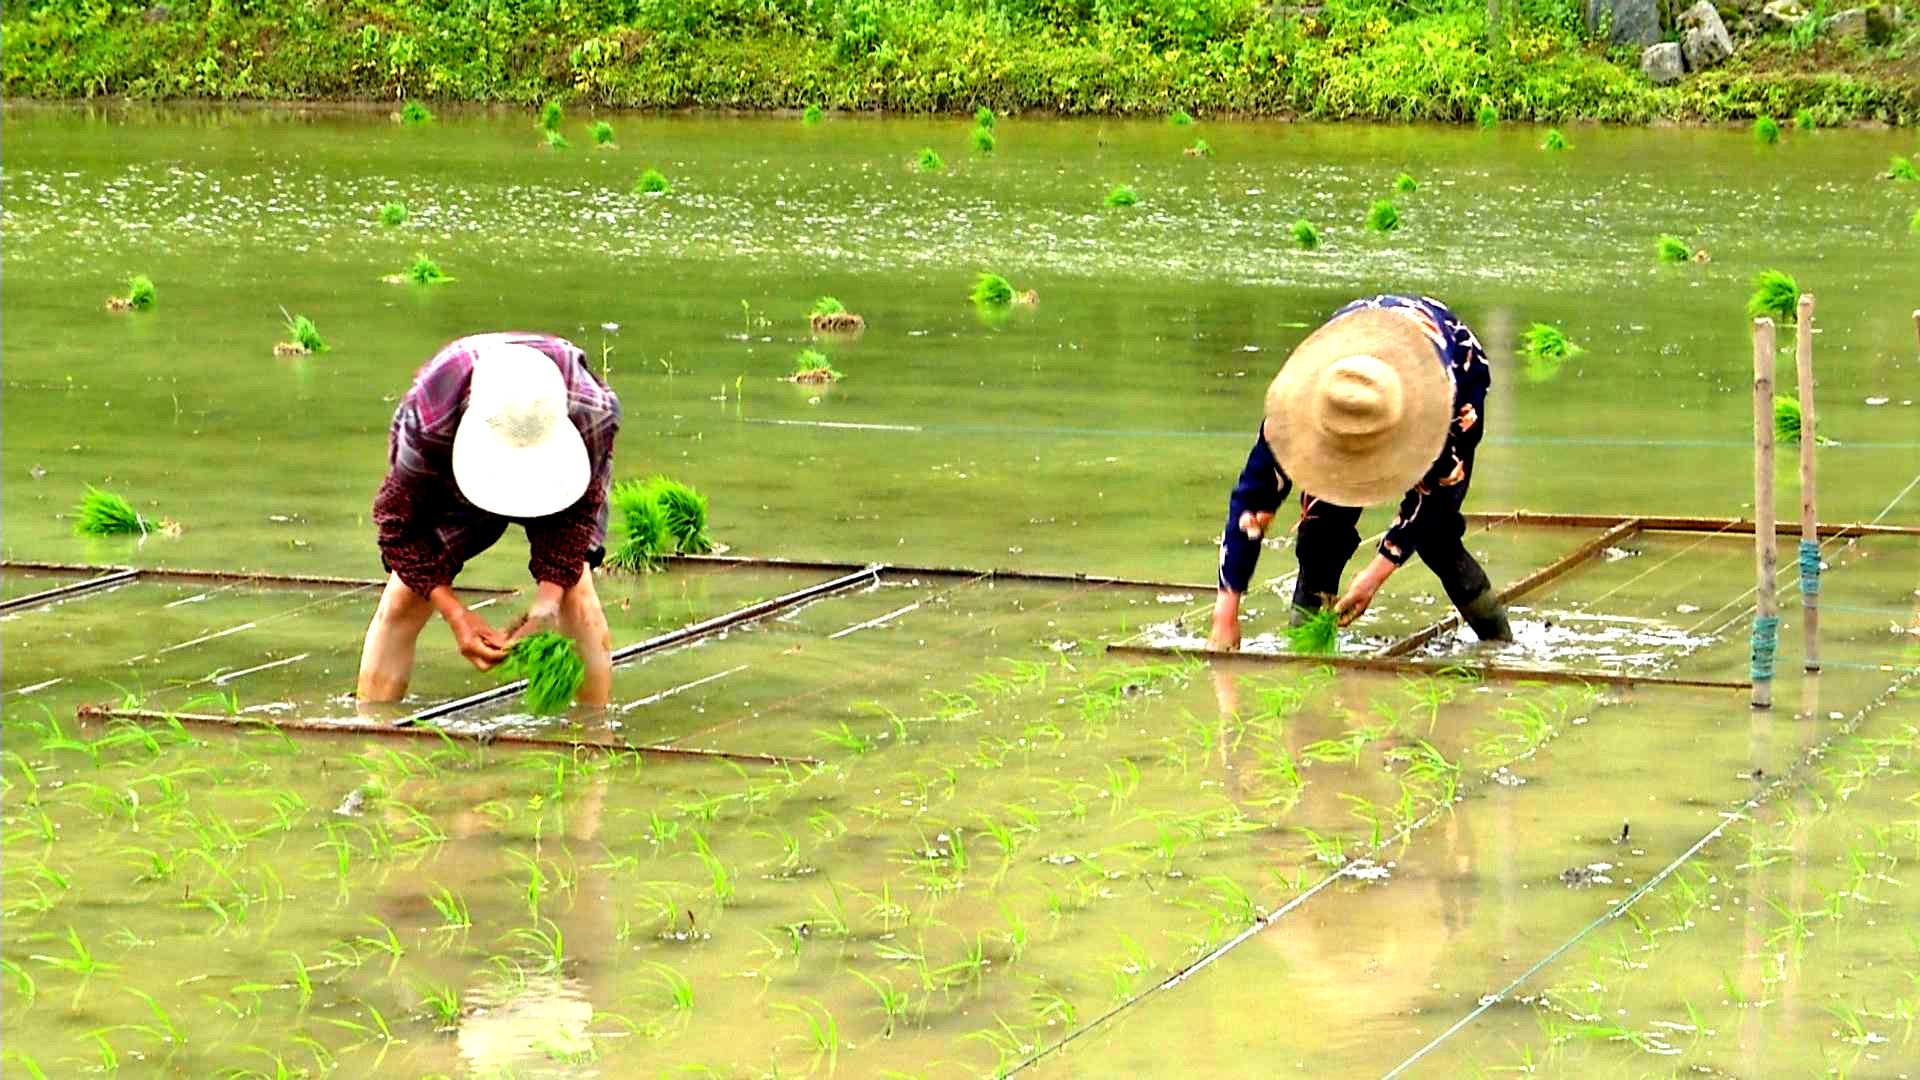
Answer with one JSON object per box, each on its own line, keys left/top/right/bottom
{"left": 1750, "top": 615, "right": 1780, "bottom": 682}
{"left": 1799, "top": 539, "right": 1821, "bottom": 600}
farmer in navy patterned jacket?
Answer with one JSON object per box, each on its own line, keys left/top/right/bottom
{"left": 357, "top": 333, "right": 622, "bottom": 706}
{"left": 1209, "top": 296, "right": 1513, "bottom": 651}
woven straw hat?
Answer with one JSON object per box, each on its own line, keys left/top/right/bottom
{"left": 452, "top": 342, "right": 590, "bottom": 518}
{"left": 1263, "top": 307, "right": 1453, "bottom": 507}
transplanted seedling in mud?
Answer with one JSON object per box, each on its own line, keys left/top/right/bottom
{"left": 1291, "top": 218, "right": 1320, "bottom": 250}
{"left": 971, "top": 125, "right": 996, "bottom": 153}
{"left": 1366, "top": 199, "right": 1400, "bottom": 232}
{"left": 633, "top": 168, "right": 671, "bottom": 194}
{"left": 789, "top": 348, "right": 843, "bottom": 383}
{"left": 105, "top": 273, "right": 156, "bottom": 312}
{"left": 276, "top": 312, "right": 329, "bottom": 355}
{"left": 1105, "top": 184, "right": 1138, "bottom": 208}
{"left": 1753, "top": 116, "right": 1781, "bottom": 144}
{"left": 499, "top": 631, "right": 586, "bottom": 715}
{"left": 1746, "top": 269, "right": 1800, "bottom": 321}
{"left": 72, "top": 485, "right": 176, "bottom": 538}
{"left": 377, "top": 201, "right": 408, "bottom": 227}
{"left": 1656, "top": 234, "right": 1693, "bottom": 263}
{"left": 589, "top": 120, "right": 615, "bottom": 146}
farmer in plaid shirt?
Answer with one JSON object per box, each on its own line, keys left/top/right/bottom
{"left": 356, "top": 333, "right": 622, "bottom": 706}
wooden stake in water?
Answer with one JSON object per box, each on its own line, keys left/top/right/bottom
{"left": 1795, "top": 294, "right": 1819, "bottom": 672}
{"left": 1751, "top": 317, "right": 1778, "bottom": 710}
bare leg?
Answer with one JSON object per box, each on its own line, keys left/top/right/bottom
{"left": 356, "top": 574, "right": 435, "bottom": 704}
{"left": 557, "top": 568, "right": 614, "bottom": 707}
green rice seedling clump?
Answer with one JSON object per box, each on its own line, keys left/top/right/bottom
{"left": 1186, "top": 137, "right": 1213, "bottom": 158}
{"left": 975, "top": 106, "right": 995, "bottom": 128}
{"left": 634, "top": 168, "right": 671, "bottom": 194}
{"left": 607, "top": 479, "right": 670, "bottom": 572}
{"left": 1656, "top": 234, "right": 1692, "bottom": 263}
{"left": 1521, "top": 323, "right": 1581, "bottom": 361}
{"left": 539, "top": 102, "right": 563, "bottom": 131}
{"left": 1366, "top": 199, "right": 1400, "bottom": 232}
{"left": 1890, "top": 157, "right": 1920, "bottom": 181}
{"left": 400, "top": 101, "right": 433, "bottom": 125}
{"left": 1773, "top": 395, "right": 1802, "bottom": 443}
{"left": 589, "top": 120, "right": 615, "bottom": 146}
{"left": 1794, "top": 108, "right": 1815, "bottom": 130}
{"left": 124, "top": 274, "right": 156, "bottom": 310}
{"left": 1168, "top": 109, "right": 1193, "bottom": 126}
{"left": 72, "top": 486, "right": 149, "bottom": 537}
{"left": 1542, "top": 128, "right": 1568, "bottom": 151}
{"left": 544, "top": 128, "right": 570, "bottom": 150}
{"left": 811, "top": 296, "right": 846, "bottom": 317}
{"left": 1291, "top": 219, "right": 1319, "bottom": 250}
{"left": 917, "top": 147, "right": 945, "bottom": 172}
{"left": 379, "top": 202, "right": 408, "bottom": 227}
{"left": 1746, "top": 270, "right": 1799, "bottom": 321}
{"left": 1477, "top": 103, "right": 1498, "bottom": 128}
{"left": 1910, "top": 208, "right": 1920, "bottom": 235}
{"left": 803, "top": 104, "right": 823, "bottom": 125}
{"left": 971, "top": 126, "right": 996, "bottom": 153}
{"left": 286, "top": 314, "right": 328, "bottom": 352}
{"left": 406, "top": 254, "right": 451, "bottom": 285}
{"left": 790, "top": 348, "right": 843, "bottom": 382}
{"left": 499, "top": 630, "right": 585, "bottom": 715}
{"left": 1288, "top": 606, "right": 1339, "bottom": 656}
{"left": 1393, "top": 172, "right": 1417, "bottom": 193}
{"left": 644, "top": 476, "right": 714, "bottom": 554}
{"left": 1105, "top": 184, "right": 1138, "bottom": 208}
{"left": 1753, "top": 116, "right": 1780, "bottom": 144}
{"left": 971, "top": 271, "right": 1014, "bottom": 307}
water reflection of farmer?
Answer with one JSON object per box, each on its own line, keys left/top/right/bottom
{"left": 1209, "top": 296, "right": 1513, "bottom": 650}
{"left": 356, "top": 334, "right": 622, "bottom": 704}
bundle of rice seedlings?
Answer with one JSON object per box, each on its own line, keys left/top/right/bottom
{"left": 1542, "top": 128, "right": 1569, "bottom": 152}
{"left": 1105, "top": 184, "right": 1138, "bottom": 208}
{"left": 589, "top": 120, "right": 615, "bottom": 147}
{"left": 1794, "top": 108, "right": 1815, "bottom": 130}
{"left": 971, "top": 126, "right": 996, "bottom": 153}
{"left": 539, "top": 102, "right": 563, "bottom": 131}
{"left": 1773, "top": 395, "right": 1803, "bottom": 443}
{"left": 789, "top": 348, "right": 843, "bottom": 384}
{"left": 809, "top": 297, "right": 865, "bottom": 334}
{"left": 607, "top": 479, "right": 670, "bottom": 572}
{"left": 378, "top": 202, "right": 408, "bottom": 227}
{"left": 73, "top": 485, "right": 163, "bottom": 537}
{"left": 975, "top": 106, "right": 995, "bottom": 129}
{"left": 544, "top": 128, "right": 571, "bottom": 150}
{"left": 1393, "top": 172, "right": 1418, "bottom": 193}
{"left": 1477, "top": 104, "right": 1499, "bottom": 129}
{"left": 380, "top": 253, "right": 453, "bottom": 287}
{"left": 917, "top": 147, "right": 945, "bottom": 172}
{"left": 634, "top": 168, "right": 671, "bottom": 195}
{"left": 400, "top": 101, "right": 434, "bottom": 125}
{"left": 276, "top": 313, "right": 328, "bottom": 355}
{"left": 1655, "top": 234, "right": 1692, "bottom": 264}
{"left": 1168, "top": 109, "right": 1193, "bottom": 126}
{"left": 498, "top": 630, "right": 585, "bottom": 715}
{"left": 1520, "top": 322, "right": 1581, "bottom": 362}
{"left": 1183, "top": 138, "right": 1213, "bottom": 158}
{"left": 803, "top": 104, "right": 824, "bottom": 125}
{"left": 107, "top": 274, "right": 156, "bottom": 312}
{"left": 1291, "top": 219, "right": 1320, "bottom": 250}
{"left": 1910, "top": 208, "right": 1920, "bottom": 236}
{"left": 1366, "top": 199, "right": 1400, "bottom": 232}
{"left": 644, "top": 476, "right": 715, "bottom": 554}
{"left": 1753, "top": 116, "right": 1780, "bottom": 144}
{"left": 1746, "top": 270, "right": 1800, "bottom": 322}
{"left": 1288, "top": 605, "right": 1340, "bottom": 656}
{"left": 1889, "top": 156, "right": 1920, "bottom": 182}
{"left": 970, "top": 271, "right": 1014, "bottom": 307}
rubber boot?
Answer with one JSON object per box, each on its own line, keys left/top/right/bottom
{"left": 1460, "top": 589, "right": 1513, "bottom": 643}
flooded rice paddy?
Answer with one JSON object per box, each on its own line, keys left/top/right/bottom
{"left": 3, "top": 104, "right": 1918, "bottom": 1077}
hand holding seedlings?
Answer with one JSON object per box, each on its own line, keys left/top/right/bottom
{"left": 444, "top": 597, "right": 510, "bottom": 670}
{"left": 510, "top": 582, "right": 566, "bottom": 645}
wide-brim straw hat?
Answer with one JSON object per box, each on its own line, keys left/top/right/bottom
{"left": 452, "top": 342, "right": 590, "bottom": 518}
{"left": 1264, "top": 307, "right": 1454, "bottom": 507}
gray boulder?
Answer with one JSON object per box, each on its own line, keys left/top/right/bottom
{"left": 1679, "top": 1, "right": 1735, "bottom": 70}
{"left": 1641, "top": 42, "right": 1687, "bottom": 84}
{"left": 1822, "top": 6, "right": 1869, "bottom": 35}
{"left": 1586, "top": 0, "right": 1664, "bottom": 45}
{"left": 1761, "top": 0, "right": 1807, "bottom": 26}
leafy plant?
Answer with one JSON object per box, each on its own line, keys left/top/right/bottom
{"left": 1542, "top": 128, "right": 1569, "bottom": 151}
{"left": 634, "top": 168, "right": 671, "bottom": 194}
{"left": 285, "top": 313, "right": 328, "bottom": 352}
{"left": 378, "top": 201, "right": 408, "bottom": 227}
{"left": 1887, "top": 156, "right": 1919, "bottom": 181}
{"left": 499, "top": 631, "right": 585, "bottom": 715}
{"left": 971, "top": 125, "right": 996, "bottom": 153}
{"left": 1105, "top": 184, "right": 1138, "bottom": 207}
{"left": 643, "top": 476, "right": 714, "bottom": 554}
{"left": 1185, "top": 137, "right": 1213, "bottom": 158}
{"left": 1794, "top": 107, "right": 1816, "bottom": 130}
{"left": 1288, "top": 606, "right": 1339, "bottom": 655}
{"left": 539, "top": 101, "right": 563, "bottom": 131}
{"left": 975, "top": 105, "right": 995, "bottom": 128}
{"left": 1393, "top": 172, "right": 1417, "bottom": 193}
{"left": 403, "top": 253, "right": 451, "bottom": 284}
{"left": 544, "top": 128, "right": 570, "bottom": 150}
{"left": 1753, "top": 116, "right": 1780, "bottom": 144}
{"left": 1521, "top": 323, "right": 1581, "bottom": 362}
{"left": 1291, "top": 219, "right": 1319, "bottom": 250}
{"left": 1656, "top": 234, "right": 1692, "bottom": 263}
{"left": 1477, "top": 103, "right": 1499, "bottom": 128}
{"left": 917, "top": 146, "right": 945, "bottom": 171}
{"left": 607, "top": 478, "right": 670, "bottom": 572}
{"left": 1168, "top": 109, "right": 1193, "bottom": 125}
{"left": 1746, "top": 269, "right": 1800, "bottom": 321}
{"left": 1366, "top": 199, "right": 1400, "bottom": 232}
{"left": 790, "top": 348, "right": 843, "bottom": 382}
{"left": 802, "top": 103, "right": 823, "bottom": 125}
{"left": 589, "top": 120, "right": 615, "bottom": 146}
{"left": 72, "top": 486, "right": 152, "bottom": 537}
{"left": 400, "top": 100, "right": 433, "bottom": 125}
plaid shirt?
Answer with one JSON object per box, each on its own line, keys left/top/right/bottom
{"left": 1219, "top": 296, "right": 1490, "bottom": 593}
{"left": 374, "top": 333, "right": 622, "bottom": 597}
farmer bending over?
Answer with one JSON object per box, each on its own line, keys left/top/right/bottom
{"left": 1210, "top": 296, "right": 1512, "bottom": 650}
{"left": 357, "top": 333, "right": 622, "bottom": 705}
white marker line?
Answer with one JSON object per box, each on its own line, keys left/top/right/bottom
{"left": 622, "top": 664, "right": 749, "bottom": 711}
{"left": 744, "top": 417, "right": 924, "bottom": 433}
{"left": 828, "top": 601, "right": 924, "bottom": 639}
{"left": 155, "top": 622, "right": 257, "bottom": 655}
{"left": 14, "top": 678, "right": 63, "bottom": 696}
{"left": 164, "top": 592, "right": 213, "bottom": 609}
{"left": 214, "top": 653, "right": 310, "bottom": 685}
{"left": 471, "top": 597, "right": 502, "bottom": 611}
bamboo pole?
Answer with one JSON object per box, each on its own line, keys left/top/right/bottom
{"left": 1456, "top": 512, "right": 1920, "bottom": 538}
{"left": 0, "top": 568, "right": 142, "bottom": 614}
{"left": 1796, "top": 294, "right": 1819, "bottom": 672}
{"left": 1752, "top": 318, "right": 1778, "bottom": 710}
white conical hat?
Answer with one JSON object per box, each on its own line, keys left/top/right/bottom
{"left": 1263, "top": 307, "right": 1454, "bottom": 507}
{"left": 451, "top": 343, "right": 590, "bottom": 518}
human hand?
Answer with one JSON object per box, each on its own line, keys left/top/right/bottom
{"left": 509, "top": 584, "right": 565, "bottom": 646}
{"left": 448, "top": 608, "right": 509, "bottom": 670}
{"left": 1335, "top": 557, "right": 1396, "bottom": 627}
{"left": 1237, "top": 510, "right": 1275, "bottom": 540}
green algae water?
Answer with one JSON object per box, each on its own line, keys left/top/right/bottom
{"left": 3, "top": 104, "right": 1917, "bottom": 1078}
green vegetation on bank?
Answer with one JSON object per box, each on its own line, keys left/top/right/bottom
{"left": 5, "top": 0, "right": 1918, "bottom": 122}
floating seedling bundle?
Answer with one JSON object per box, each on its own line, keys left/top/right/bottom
{"left": 789, "top": 348, "right": 843, "bottom": 383}
{"left": 1887, "top": 156, "right": 1918, "bottom": 181}
{"left": 544, "top": 128, "right": 571, "bottom": 150}
{"left": 1393, "top": 172, "right": 1418, "bottom": 193}
{"left": 105, "top": 274, "right": 155, "bottom": 312}
{"left": 400, "top": 101, "right": 434, "bottom": 124}
{"left": 590, "top": 120, "right": 615, "bottom": 147}
{"left": 803, "top": 104, "right": 823, "bottom": 125}
{"left": 1655, "top": 234, "right": 1692, "bottom": 263}
{"left": 809, "top": 296, "right": 865, "bottom": 334}
{"left": 378, "top": 201, "right": 408, "bottom": 227}
{"left": 498, "top": 630, "right": 585, "bottom": 715}
{"left": 1542, "top": 128, "right": 1569, "bottom": 151}
{"left": 917, "top": 147, "right": 945, "bottom": 172}
{"left": 974, "top": 106, "right": 995, "bottom": 129}
{"left": 383, "top": 254, "right": 453, "bottom": 286}
{"left": 634, "top": 168, "right": 672, "bottom": 194}
{"left": 539, "top": 102, "right": 563, "bottom": 131}
{"left": 1753, "top": 116, "right": 1780, "bottom": 144}
{"left": 1105, "top": 184, "right": 1138, "bottom": 208}
{"left": 1520, "top": 322, "right": 1582, "bottom": 382}
{"left": 72, "top": 485, "right": 177, "bottom": 538}
{"left": 1184, "top": 138, "right": 1213, "bottom": 158}
{"left": 645, "top": 477, "right": 715, "bottom": 554}
{"left": 1366, "top": 199, "right": 1400, "bottom": 232}
{"left": 1747, "top": 270, "right": 1800, "bottom": 321}
{"left": 1168, "top": 109, "right": 1193, "bottom": 126}
{"left": 1291, "top": 219, "right": 1320, "bottom": 250}
{"left": 606, "top": 475, "right": 716, "bottom": 570}
{"left": 1477, "top": 104, "right": 1499, "bottom": 128}
{"left": 275, "top": 312, "right": 328, "bottom": 355}
{"left": 971, "top": 126, "right": 996, "bottom": 153}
